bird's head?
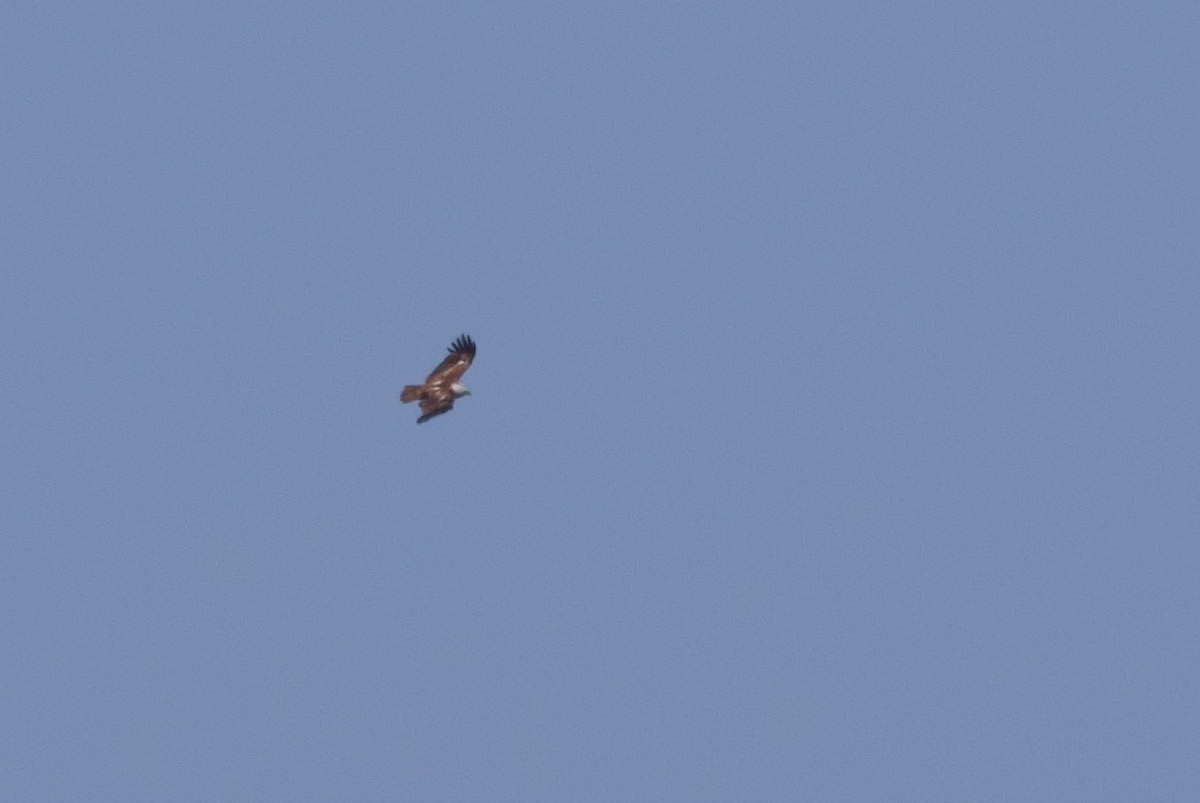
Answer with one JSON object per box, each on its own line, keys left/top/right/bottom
{"left": 450, "top": 383, "right": 471, "bottom": 398}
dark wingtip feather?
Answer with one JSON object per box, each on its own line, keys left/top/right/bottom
{"left": 448, "top": 333, "right": 476, "bottom": 357}
{"left": 417, "top": 405, "right": 453, "bottom": 424}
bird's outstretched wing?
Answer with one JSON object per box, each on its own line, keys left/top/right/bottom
{"left": 423, "top": 334, "right": 475, "bottom": 386}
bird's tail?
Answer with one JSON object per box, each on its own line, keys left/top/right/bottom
{"left": 399, "top": 385, "right": 423, "bottom": 404}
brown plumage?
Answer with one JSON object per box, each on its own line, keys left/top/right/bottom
{"left": 399, "top": 334, "right": 476, "bottom": 423}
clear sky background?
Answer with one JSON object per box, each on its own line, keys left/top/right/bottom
{"left": 3, "top": 3, "right": 1197, "bottom": 800}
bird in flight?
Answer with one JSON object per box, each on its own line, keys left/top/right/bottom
{"left": 399, "top": 334, "right": 476, "bottom": 423}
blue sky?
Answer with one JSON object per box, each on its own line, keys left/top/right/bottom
{"left": 3, "top": 3, "right": 1198, "bottom": 799}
